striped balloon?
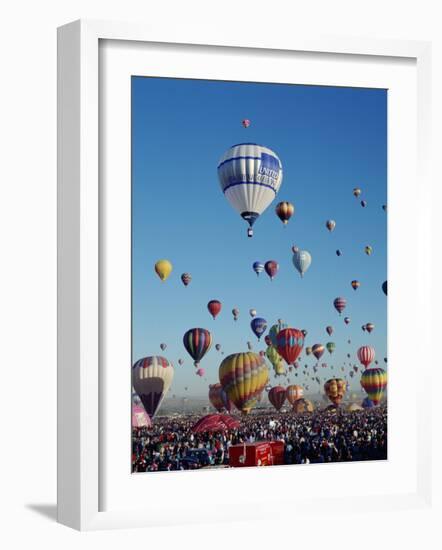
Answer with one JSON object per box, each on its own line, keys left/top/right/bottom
{"left": 275, "top": 201, "right": 295, "bottom": 225}
{"left": 333, "top": 297, "right": 347, "bottom": 315}
{"left": 252, "top": 261, "right": 264, "bottom": 276}
{"left": 357, "top": 345, "right": 375, "bottom": 368}
{"left": 132, "top": 356, "right": 174, "bottom": 418}
{"left": 276, "top": 328, "right": 304, "bottom": 365}
{"left": 286, "top": 384, "right": 304, "bottom": 405}
{"left": 268, "top": 386, "right": 287, "bottom": 411}
{"left": 183, "top": 328, "right": 213, "bottom": 366}
{"left": 218, "top": 143, "right": 283, "bottom": 237}
{"left": 324, "top": 378, "right": 347, "bottom": 406}
{"left": 219, "top": 352, "right": 269, "bottom": 414}
{"left": 360, "top": 368, "right": 387, "bottom": 405}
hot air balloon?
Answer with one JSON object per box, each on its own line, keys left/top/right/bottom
{"left": 333, "top": 297, "right": 347, "bottom": 315}
{"left": 232, "top": 308, "right": 239, "bottom": 321}
{"left": 362, "top": 324, "right": 366, "bottom": 332}
{"left": 357, "top": 345, "right": 375, "bottom": 369}
{"left": 336, "top": 249, "right": 342, "bottom": 257}
{"left": 291, "top": 245, "right": 299, "bottom": 255}
{"left": 207, "top": 300, "right": 222, "bottom": 320}
{"left": 242, "top": 119, "right": 251, "bottom": 128}
{"left": 353, "top": 187, "right": 361, "bottom": 198}
{"left": 269, "top": 320, "right": 288, "bottom": 346}
{"left": 196, "top": 368, "right": 205, "bottom": 377}
{"left": 209, "top": 384, "right": 233, "bottom": 413}
{"left": 192, "top": 413, "right": 239, "bottom": 433}
{"left": 326, "top": 219, "right": 336, "bottom": 232}
{"left": 382, "top": 281, "right": 387, "bottom": 296}
{"left": 154, "top": 259, "right": 172, "bottom": 282}
{"left": 264, "top": 335, "right": 272, "bottom": 346}
{"left": 326, "top": 326, "right": 334, "bottom": 336}
{"left": 247, "top": 341, "right": 253, "bottom": 350}
{"left": 218, "top": 143, "right": 283, "bottom": 237}
{"left": 132, "top": 405, "right": 152, "bottom": 428}
{"left": 249, "top": 308, "right": 257, "bottom": 318}
{"left": 293, "top": 398, "right": 314, "bottom": 413}
{"left": 361, "top": 397, "right": 374, "bottom": 409}
{"left": 326, "top": 342, "right": 336, "bottom": 354}
{"left": 312, "top": 343, "right": 325, "bottom": 360}
{"left": 180, "top": 272, "right": 191, "bottom": 286}
{"left": 275, "top": 201, "right": 294, "bottom": 225}
{"left": 324, "top": 378, "right": 347, "bottom": 406}
{"left": 301, "top": 329, "right": 308, "bottom": 337}
{"left": 266, "top": 345, "right": 285, "bottom": 376}
{"left": 215, "top": 344, "right": 221, "bottom": 352}
{"left": 351, "top": 280, "right": 360, "bottom": 290}
{"left": 286, "top": 385, "right": 304, "bottom": 405}
{"left": 365, "top": 245, "right": 373, "bottom": 255}
{"left": 264, "top": 260, "right": 279, "bottom": 280}
{"left": 219, "top": 352, "right": 268, "bottom": 414}
{"left": 183, "top": 328, "right": 212, "bottom": 367}
{"left": 292, "top": 249, "right": 312, "bottom": 278}
{"left": 365, "top": 323, "right": 375, "bottom": 334}
{"left": 178, "top": 358, "right": 184, "bottom": 365}
{"left": 276, "top": 328, "right": 304, "bottom": 365}
{"left": 252, "top": 261, "right": 264, "bottom": 276}
{"left": 132, "top": 356, "right": 174, "bottom": 418}
{"left": 344, "top": 317, "right": 351, "bottom": 325}
{"left": 160, "top": 343, "right": 167, "bottom": 351}
{"left": 251, "top": 317, "right": 267, "bottom": 340}
{"left": 268, "top": 386, "right": 287, "bottom": 411}
{"left": 360, "top": 368, "right": 387, "bottom": 405}
{"left": 305, "top": 346, "right": 312, "bottom": 356}
{"left": 361, "top": 200, "right": 367, "bottom": 208}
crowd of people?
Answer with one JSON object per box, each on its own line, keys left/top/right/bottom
{"left": 132, "top": 405, "right": 387, "bottom": 472}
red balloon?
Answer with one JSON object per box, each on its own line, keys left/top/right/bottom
{"left": 207, "top": 300, "right": 222, "bottom": 320}
{"left": 264, "top": 260, "right": 279, "bottom": 280}
{"left": 357, "top": 345, "right": 375, "bottom": 368}
{"left": 276, "top": 328, "right": 304, "bottom": 365}
{"left": 268, "top": 386, "right": 287, "bottom": 411}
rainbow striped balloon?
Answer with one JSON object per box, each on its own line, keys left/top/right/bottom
{"left": 360, "top": 368, "right": 387, "bottom": 405}
{"left": 183, "top": 328, "right": 212, "bottom": 367}
{"left": 219, "top": 352, "right": 268, "bottom": 414}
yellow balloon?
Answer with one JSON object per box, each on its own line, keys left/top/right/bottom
{"left": 154, "top": 259, "right": 173, "bottom": 282}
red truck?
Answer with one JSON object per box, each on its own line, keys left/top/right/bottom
{"left": 228, "top": 440, "right": 285, "bottom": 468}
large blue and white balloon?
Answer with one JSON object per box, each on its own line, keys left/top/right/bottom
{"left": 217, "top": 143, "right": 283, "bottom": 237}
{"left": 292, "top": 249, "right": 312, "bottom": 278}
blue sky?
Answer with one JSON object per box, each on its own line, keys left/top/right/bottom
{"left": 132, "top": 77, "right": 387, "bottom": 397}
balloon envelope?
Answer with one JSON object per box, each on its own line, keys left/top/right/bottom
{"left": 276, "top": 328, "right": 304, "bottom": 365}
{"left": 219, "top": 352, "right": 269, "bottom": 414}
{"left": 292, "top": 250, "right": 312, "bottom": 277}
{"left": 218, "top": 143, "right": 283, "bottom": 237}
{"left": 154, "top": 259, "right": 172, "bottom": 282}
{"left": 268, "top": 386, "right": 287, "bottom": 410}
{"left": 183, "top": 328, "right": 213, "bottom": 366}
{"left": 132, "top": 356, "right": 174, "bottom": 418}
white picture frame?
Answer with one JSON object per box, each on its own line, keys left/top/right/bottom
{"left": 57, "top": 19, "right": 432, "bottom": 531}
